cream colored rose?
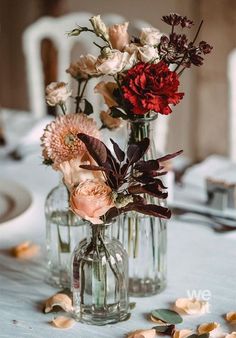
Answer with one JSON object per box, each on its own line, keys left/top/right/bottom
{"left": 96, "top": 50, "right": 132, "bottom": 75}
{"left": 90, "top": 15, "right": 109, "bottom": 40}
{"left": 138, "top": 45, "right": 160, "bottom": 63}
{"left": 70, "top": 179, "right": 114, "bottom": 224}
{"left": 46, "top": 82, "right": 72, "bottom": 106}
{"left": 140, "top": 27, "right": 162, "bottom": 46}
{"left": 95, "top": 81, "right": 118, "bottom": 107}
{"left": 127, "top": 329, "right": 156, "bottom": 338}
{"left": 108, "top": 22, "right": 129, "bottom": 51}
{"left": 59, "top": 156, "right": 101, "bottom": 190}
{"left": 66, "top": 54, "right": 100, "bottom": 79}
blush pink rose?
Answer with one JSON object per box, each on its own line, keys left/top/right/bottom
{"left": 108, "top": 22, "right": 130, "bottom": 51}
{"left": 70, "top": 179, "right": 114, "bottom": 224}
{"left": 59, "top": 154, "right": 101, "bottom": 190}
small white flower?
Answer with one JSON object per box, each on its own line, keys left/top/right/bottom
{"left": 138, "top": 45, "right": 160, "bottom": 63}
{"left": 90, "top": 15, "right": 109, "bottom": 40}
{"left": 96, "top": 50, "right": 133, "bottom": 75}
{"left": 140, "top": 27, "right": 162, "bottom": 46}
{"left": 45, "top": 82, "right": 71, "bottom": 106}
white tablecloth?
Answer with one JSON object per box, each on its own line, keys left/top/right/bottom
{"left": 1, "top": 155, "right": 236, "bottom": 337}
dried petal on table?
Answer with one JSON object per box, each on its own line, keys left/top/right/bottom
{"left": 127, "top": 329, "right": 156, "bottom": 338}
{"left": 225, "top": 332, "right": 236, "bottom": 338}
{"left": 11, "top": 241, "right": 40, "bottom": 259}
{"left": 226, "top": 312, "right": 236, "bottom": 324}
{"left": 198, "top": 322, "right": 220, "bottom": 335}
{"left": 51, "top": 316, "right": 75, "bottom": 329}
{"left": 175, "top": 298, "right": 209, "bottom": 315}
{"left": 44, "top": 293, "right": 72, "bottom": 313}
{"left": 173, "top": 329, "right": 193, "bottom": 338}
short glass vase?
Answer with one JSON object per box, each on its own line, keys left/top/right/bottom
{"left": 71, "top": 222, "right": 129, "bottom": 325}
{"left": 45, "top": 182, "right": 86, "bottom": 288}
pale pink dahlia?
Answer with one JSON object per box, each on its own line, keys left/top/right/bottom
{"left": 41, "top": 113, "right": 100, "bottom": 169}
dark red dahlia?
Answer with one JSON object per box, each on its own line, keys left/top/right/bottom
{"left": 121, "top": 61, "right": 184, "bottom": 115}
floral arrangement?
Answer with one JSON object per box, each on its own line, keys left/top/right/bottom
{"left": 65, "top": 13, "right": 212, "bottom": 121}
{"left": 41, "top": 11, "right": 212, "bottom": 226}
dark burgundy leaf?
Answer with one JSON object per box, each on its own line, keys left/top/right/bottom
{"left": 127, "top": 138, "right": 150, "bottom": 164}
{"left": 153, "top": 324, "right": 175, "bottom": 335}
{"left": 134, "top": 159, "right": 160, "bottom": 172}
{"left": 77, "top": 133, "right": 107, "bottom": 165}
{"left": 110, "top": 106, "right": 128, "bottom": 120}
{"left": 132, "top": 204, "right": 171, "bottom": 219}
{"left": 80, "top": 164, "right": 112, "bottom": 172}
{"left": 128, "top": 182, "right": 168, "bottom": 198}
{"left": 158, "top": 150, "right": 183, "bottom": 162}
{"left": 84, "top": 99, "right": 93, "bottom": 115}
{"left": 110, "top": 139, "right": 125, "bottom": 162}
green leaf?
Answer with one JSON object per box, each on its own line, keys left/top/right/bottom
{"left": 151, "top": 309, "right": 183, "bottom": 324}
{"left": 129, "top": 302, "right": 136, "bottom": 310}
{"left": 110, "top": 106, "right": 128, "bottom": 120}
{"left": 84, "top": 99, "right": 93, "bottom": 115}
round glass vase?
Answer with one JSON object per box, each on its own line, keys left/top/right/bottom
{"left": 71, "top": 222, "right": 129, "bottom": 326}
{"left": 45, "top": 182, "right": 86, "bottom": 288}
{"left": 115, "top": 114, "right": 167, "bottom": 297}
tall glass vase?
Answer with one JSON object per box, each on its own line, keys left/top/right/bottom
{"left": 71, "top": 222, "right": 129, "bottom": 325}
{"left": 116, "top": 114, "right": 167, "bottom": 297}
{"left": 45, "top": 182, "right": 86, "bottom": 288}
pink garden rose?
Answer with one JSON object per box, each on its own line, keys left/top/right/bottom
{"left": 108, "top": 22, "right": 129, "bottom": 51}
{"left": 59, "top": 155, "right": 101, "bottom": 190}
{"left": 70, "top": 179, "right": 114, "bottom": 224}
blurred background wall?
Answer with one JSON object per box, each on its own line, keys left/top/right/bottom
{"left": 0, "top": 0, "right": 235, "bottom": 160}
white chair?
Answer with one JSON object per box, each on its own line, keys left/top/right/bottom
{"left": 228, "top": 49, "right": 236, "bottom": 162}
{"left": 22, "top": 12, "right": 168, "bottom": 153}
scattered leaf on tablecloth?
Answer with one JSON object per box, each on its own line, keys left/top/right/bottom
{"left": 226, "top": 312, "right": 236, "bottom": 324}
{"left": 51, "top": 316, "right": 75, "bottom": 329}
{"left": 153, "top": 324, "right": 175, "bottom": 335}
{"left": 127, "top": 329, "right": 156, "bottom": 338}
{"left": 225, "top": 332, "right": 236, "bottom": 338}
{"left": 44, "top": 293, "right": 72, "bottom": 313}
{"left": 198, "top": 322, "right": 220, "bottom": 335}
{"left": 188, "top": 334, "right": 210, "bottom": 338}
{"left": 151, "top": 309, "right": 183, "bottom": 324}
{"left": 175, "top": 298, "right": 209, "bottom": 315}
{"left": 173, "top": 329, "right": 193, "bottom": 338}
{"left": 11, "top": 241, "right": 40, "bottom": 259}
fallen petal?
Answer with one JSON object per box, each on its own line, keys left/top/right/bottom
{"left": 173, "top": 329, "right": 193, "bottom": 338}
{"left": 226, "top": 312, "right": 236, "bottom": 323}
{"left": 11, "top": 242, "right": 40, "bottom": 259}
{"left": 44, "top": 293, "right": 72, "bottom": 313}
{"left": 175, "top": 298, "right": 209, "bottom": 315}
{"left": 225, "top": 332, "right": 236, "bottom": 338}
{"left": 51, "top": 316, "right": 75, "bottom": 329}
{"left": 149, "top": 315, "right": 166, "bottom": 324}
{"left": 127, "top": 329, "right": 156, "bottom": 338}
{"left": 198, "top": 322, "right": 220, "bottom": 334}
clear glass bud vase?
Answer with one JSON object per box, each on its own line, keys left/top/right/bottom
{"left": 45, "top": 182, "right": 86, "bottom": 288}
{"left": 115, "top": 114, "right": 167, "bottom": 297}
{"left": 71, "top": 222, "right": 129, "bottom": 325}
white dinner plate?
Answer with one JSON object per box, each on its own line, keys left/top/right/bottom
{"left": 0, "top": 179, "right": 32, "bottom": 224}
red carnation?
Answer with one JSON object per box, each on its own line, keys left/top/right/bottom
{"left": 121, "top": 61, "right": 184, "bottom": 115}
